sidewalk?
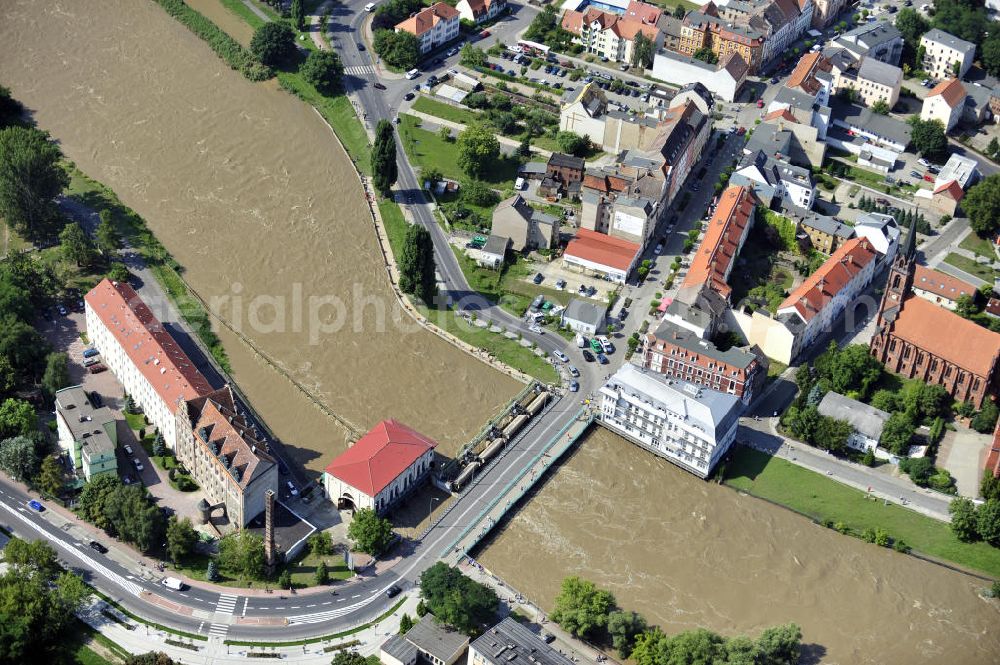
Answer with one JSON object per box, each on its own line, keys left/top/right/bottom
{"left": 78, "top": 588, "right": 420, "bottom": 663}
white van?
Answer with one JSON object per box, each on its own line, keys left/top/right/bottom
{"left": 364, "top": 2, "right": 378, "bottom": 11}
{"left": 514, "top": 177, "right": 525, "bottom": 190}
{"left": 161, "top": 577, "right": 185, "bottom": 591}
{"left": 405, "top": 68, "right": 421, "bottom": 80}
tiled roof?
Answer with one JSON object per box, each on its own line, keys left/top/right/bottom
{"left": 184, "top": 385, "right": 275, "bottom": 489}
{"left": 933, "top": 179, "right": 965, "bottom": 201}
{"left": 396, "top": 2, "right": 459, "bottom": 37}
{"left": 891, "top": 295, "right": 1000, "bottom": 377}
{"left": 927, "top": 78, "right": 967, "bottom": 109}
{"left": 680, "top": 185, "right": 756, "bottom": 300}
{"left": 561, "top": 9, "right": 584, "bottom": 33}
{"left": 913, "top": 264, "right": 975, "bottom": 301}
{"left": 564, "top": 228, "right": 640, "bottom": 272}
{"left": 624, "top": 0, "right": 662, "bottom": 24}
{"left": 85, "top": 279, "right": 212, "bottom": 410}
{"left": 763, "top": 108, "right": 797, "bottom": 123}
{"left": 325, "top": 420, "right": 437, "bottom": 497}
{"left": 787, "top": 52, "right": 831, "bottom": 95}
{"left": 778, "top": 237, "right": 878, "bottom": 322}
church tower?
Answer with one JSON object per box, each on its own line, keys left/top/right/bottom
{"left": 878, "top": 215, "right": 917, "bottom": 321}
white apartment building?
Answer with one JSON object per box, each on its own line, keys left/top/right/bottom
{"left": 920, "top": 28, "right": 976, "bottom": 80}
{"left": 54, "top": 386, "right": 118, "bottom": 482}
{"left": 598, "top": 363, "right": 742, "bottom": 478}
{"left": 921, "top": 78, "right": 967, "bottom": 132}
{"left": 84, "top": 279, "right": 213, "bottom": 450}
{"left": 561, "top": 2, "right": 664, "bottom": 64}
{"left": 455, "top": 0, "right": 507, "bottom": 24}
{"left": 395, "top": 2, "right": 460, "bottom": 54}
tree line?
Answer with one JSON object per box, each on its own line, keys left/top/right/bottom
{"left": 549, "top": 576, "right": 802, "bottom": 664}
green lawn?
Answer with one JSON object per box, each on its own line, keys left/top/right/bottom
{"left": 418, "top": 305, "right": 559, "bottom": 383}
{"left": 724, "top": 447, "right": 1000, "bottom": 578}
{"left": 960, "top": 232, "right": 996, "bottom": 259}
{"left": 944, "top": 252, "right": 996, "bottom": 283}
{"left": 379, "top": 200, "right": 409, "bottom": 260}
{"left": 412, "top": 96, "right": 481, "bottom": 125}
{"left": 398, "top": 114, "right": 520, "bottom": 186}
{"left": 283, "top": 550, "right": 353, "bottom": 587}
{"left": 219, "top": 0, "right": 267, "bottom": 29}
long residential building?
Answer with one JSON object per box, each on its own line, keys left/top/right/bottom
{"left": 85, "top": 279, "right": 213, "bottom": 450}
{"left": 395, "top": 2, "right": 460, "bottom": 54}
{"left": 678, "top": 184, "right": 756, "bottom": 304}
{"left": 561, "top": 1, "right": 664, "bottom": 63}
{"left": 175, "top": 385, "right": 278, "bottom": 526}
{"left": 598, "top": 363, "right": 742, "bottom": 478}
{"left": 641, "top": 321, "right": 768, "bottom": 404}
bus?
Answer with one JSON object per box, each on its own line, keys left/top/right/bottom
{"left": 517, "top": 40, "right": 550, "bottom": 57}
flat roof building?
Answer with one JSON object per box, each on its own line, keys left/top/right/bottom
{"left": 54, "top": 386, "right": 118, "bottom": 482}
{"left": 382, "top": 614, "right": 470, "bottom": 665}
{"left": 470, "top": 618, "right": 574, "bottom": 665}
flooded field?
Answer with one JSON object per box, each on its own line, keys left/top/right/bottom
{"left": 478, "top": 427, "right": 1000, "bottom": 665}
{"left": 0, "top": 0, "right": 519, "bottom": 473}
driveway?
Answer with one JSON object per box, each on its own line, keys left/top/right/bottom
{"left": 937, "top": 427, "right": 992, "bottom": 499}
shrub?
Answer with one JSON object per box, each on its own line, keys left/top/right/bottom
{"left": 893, "top": 539, "right": 911, "bottom": 554}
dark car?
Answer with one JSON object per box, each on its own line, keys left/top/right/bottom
{"left": 89, "top": 541, "right": 108, "bottom": 554}
{"left": 597, "top": 353, "right": 609, "bottom": 364}
{"left": 582, "top": 349, "right": 595, "bottom": 362}
{"left": 88, "top": 363, "right": 107, "bottom": 374}
{"left": 373, "top": 82, "right": 387, "bottom": 90}
{"left": 357, "top": 42, "right": 366, "bottom": 51}
{"left": 386, "top": 584, "right": 402, "bottom": 598}
{"left": 532, "top": 272, "right": 544, "bottom": 284}
{"left": 89, "top": 391, "right": 103, "bottom": 408}
{"left": 404, "top": 92, "right": 415, "bottom": 101}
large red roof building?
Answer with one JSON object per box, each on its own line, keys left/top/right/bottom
{"left": 323, "top": 420, "right": 437, "bottom": 514}
{"left": 563, "top": 228, "right": 641, "bottom": 283}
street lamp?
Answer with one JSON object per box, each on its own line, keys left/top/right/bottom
{"left": 428, "top": 497, "right": 440, "bottom": 523}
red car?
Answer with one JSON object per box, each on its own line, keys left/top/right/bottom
{"left": 737, "top": 126, "right": 746, "bottom": 135}
{"left": 87, "top": 363, "right": 107, "bottom": 374}
{"left": 756, "top": 99, "right": 764, "bottom": 108}
{"left": 923, "top": 173, "right": 934, "bottom": 182}
{"left": 480, "top": 30, "right": 491, "bottom": 38}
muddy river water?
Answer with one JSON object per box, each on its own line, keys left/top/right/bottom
{"left": 1, "top": 1, "right": 998, "bottom": 662}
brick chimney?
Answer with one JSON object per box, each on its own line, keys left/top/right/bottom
{"left": 264, "top": 489, "right": 277, "bottom": 572}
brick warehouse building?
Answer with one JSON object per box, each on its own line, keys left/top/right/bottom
{"left": 870, "top": 229, "right": 1000, "bottom": 408}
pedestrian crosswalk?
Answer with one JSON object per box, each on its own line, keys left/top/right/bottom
{"left": 209, "top": 593, "right": 238, "bottom": 639}
{"left": 345, "top": 65, "right": 376, "bottom": 78}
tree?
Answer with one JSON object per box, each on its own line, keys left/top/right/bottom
{"left": 813, "top": 343, "right": 882, "bottom": 398}
{"left": 0, "top": 436, "right": 39, "bottom": 481}
{"left": 308, "top": 531, "right": 333, "bottom": 556}
{"left": 0, "top": 398, "right": 37, "bottom": 440}
{"left": 398, "top": 223, "right": 437, "bottom": 304}
{"left": 206, "top": 559, "right": 219, "bottom": 582}
{"left": 102, "top": 484, "right": 166, "bottom": 552}
{"left": 347, "top": 507, "right": 395, "bottom": 555}
{"left": 0, "top": 85, "right": 24, "bottom": 128}
{"left": 278, "top": 569, "right": 293, "bottom": 589}
{"left": 418, "top": 562, "right": 499, "bottom": 634}
{"left": 692, "top": 47, "right": 718, "bottom": 64}
{"left": 895, "top": 8, "right": 929, "bottom": 44}
{"left": 332, "top": 652, "right": 371, "bottom": 665}
{"left": 972, "top": 399, "right": 999, "bottom": 434}
{"left": 813, "top": 416, "right": 851, "bottom": 453}
{"left": 950, "top": 497, "right": 979, "bottom": 542}
{"left": 291, "top": 0, "right": 305, "bottom": 30}
{"left": 952, "top": 60, "right": 961, "bottom": 78}
{"left": 880, "top": 412, "right": 915, "bottom": 455}
{"left": 755, "top": 623, "right": 802, "bottom": 665}
{"left": 126, "top": 654, "right": 176, "bottom": 665}
{"left": 439, "top": 125, "right": 452, "bottom": 142}
{"left": 37, "top": 455, "right": 66, "bottom": 498}
{"left": 555, "top": 131, "right": 589, "bottom": 157}
{"left": 963, "top": 174, "right": 1000, "bottom": 237}
{"left": 77, "top": 474, "right": 122, "bottom": 531}
{"left": 372, "top": 119, "right": 398, "bottom": 196}
{"left": 983, "top": 469, "right": 1000, "bottom": 502}
{"left": 607, "top": 610, "right": 647, "bottom": 658}
{"left": 871, "top": 99, "right": 890, "bottom": 115}
{"left": 0, "top": 275, "right": 32, "bottom": 323}
{"left": 908, "top": 117, "right": 947, "bottom": 160}
{"left": 976, "top": 499, "right": 1000, "bottom": 546}
{"left": 40, "top": 352, "right": 69, "bottom": 401}
{"left": 462, "top": 180, "right": 499, "bottom": 207}
{"left": 301, "top": 50, "right": 344, "bottom": 94}
{"left": 899, "top": 456, "right": 934, "bottom": 485}
{"left": 108, "top": 261, "right": 131, "bottom": 283}
{"left": 460, "top": 44, "right": 488, "bottom": 69}
{"left": 166, "top": 516, "right": 198, "bottom": 562}
{"left": 250, "top": 22, "right": 296, "bottom": 66}
{"left": 0, "top": 316, "right": 49, "bottom": 386}
{"left": 982, "top": 36, "right": 1000, "bottom": 78}
{"left": 399, "top": 612, "right": 414, "bottom": 634}
{"left": 516, "top": 136, "right": 532, "bottom": 158}
{"left": 94, "top": 210, "right": 122, "bottom": 257}
{"left": 0, "top": 126, "right": 68, "bottom": 241}
{"left": 59, "top": 222, "right": 95, "bottom": 267}
{"left": 373, "top": 30, "right": 421, "bottom": 70}
{"left": 315, "top": 560, "right": 330, "bottom": 585}
{"left": 550, "top": 576, "right": 616, "bottom": 640}
{"left": 218, "top": 531, "right": 265, "bottom": 579}
{"left": 631, "top": 33, "right": 655, "bottom": 69}
{"left": 870, "top": 389, "right": 901, "bottom": 413}
{"left": 457, "top": 124, "right": 500, "bottom": 179}
{"left": 954, "top": 293, "right": 977, "bottom": 319}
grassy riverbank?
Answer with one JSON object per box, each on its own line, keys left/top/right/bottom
{"left": 723, "top": 447, "right": 1000, "bottom": 578}
{"left": 63, "top": 164, "right": 233, "bottom": 373}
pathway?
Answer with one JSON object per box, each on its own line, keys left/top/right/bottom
{"left": 240, "top": 0, "right": 270, "bottom": 23}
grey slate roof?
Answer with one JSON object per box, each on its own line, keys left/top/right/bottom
{"left": 54, "top": 385, "right": 116, "bottom": 456}
{"left": 831, "top": 100, "right": 912, "bottom": 146}
{"left": 482, "top": 234, "right": 510, "bottom": 257}
{"left": 799, "top": 212, "right": 855, "bottom": 239}
{"left": 857, "top": 57, "right": 901, "bottom": 88}
{"left": 773, "top": 86, "right": 819, "bottom": 112}
{"left": 471, "top": 618, "right": 575, "bottom": 665}
{"left": 404, "top": 615, "right": 469, "bottom": 665}
{"left": 817, "top": 391, "right": 890, "bottom": 441}
{"left": 382, "top": 634, "right": 419, "bottom": 663}
{"left": 841, "top": 21, "right": 902, "bottom": 50}
{"left": 519, "top": 162, "right": 548, "bottom": 175}
{"left": 652, "top": 321, "right": 758, "bottom": 370}
{"left": 563, "top": 298, "right": 607, "bottom": 327}
{"left": 922, "top": 28, "right": 976, "bottom": 58}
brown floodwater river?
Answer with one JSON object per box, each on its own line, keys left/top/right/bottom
{"left": 2, "top": 1, "right": 998, "bottom": 661}
{"left": 0, "top": 0, "right": 520, "bottom": 471}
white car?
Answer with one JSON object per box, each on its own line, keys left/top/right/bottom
{"left": 123, "top": 444, "right": 133, "bottom": 455}
{"left": 287, "top": 481, "right": 299, "bottom": 496}
{"left": 553, "top": 350, "right": 569, "bottom": 363}
{"left": 917, "top": 158, "right": 931, "bottom": 168}
{"left": 654, "top": 244, "right": 663, "bottom": 255}
{"left": 597, "top": 336, "right": 613, "bottom": 353}
{"left": 529, "top": 324, "right": 543, "bottom": 334}
{"left": 133, "top": 458, "right": 144, "bottom": 471}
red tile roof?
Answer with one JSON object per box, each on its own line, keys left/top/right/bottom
{"left": 85, "top": 279, "right": 213, "bottom": 409}
{"left": 779, "top": 237, "right": 878, "bottom": 321}
{"left": 891, "top": 295, "right": 1000, "bottom": 378}
{"left": 987, "top": 297, "right": 1000, "bottom": 318}
{"left": 933, "top": 179, "right": 965, "bottom": 201}
{"left": 787, "top": 52, "right": 831, "bottom": 96}
{"left": 564, "top": 229, "right": 641, "bottom": 272}
{"left": 561, "top": 9, "right": 584, "bottom": 33}
{"left": 927, "top": 78, "right": 967, "bottom": 109}
{"left": 562, "top": 6, "right": 657, "bottom": 40}
{"left": 763, "top": 108, "right": 797, "bottom": 123}
{"left": 913, "top": 264, "right": 975, "bottom": 302}
{"left": 325, "top": 420, "right": 437, "bottom": 497}
{"left": 624, "top": 0, "right": 662, "bottom": 24}
{"left": 988, "top": 419, "right": 1000, "bottom": 478}
{"left": 680, "top": 185, "right": 756, "bottom": 300}
{"left": 396, "top": 2, "right": 459, "bottom": 37}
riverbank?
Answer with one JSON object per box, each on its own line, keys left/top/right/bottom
{"left": 723, "top": 446, "right": 1000, "bottom": 579}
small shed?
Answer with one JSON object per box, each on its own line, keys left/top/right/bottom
{"left": 561, "top": 298, "right": 607, "bottom": 335}
{"left": 477, "top": 234, "right": 511, "bottom": 269}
